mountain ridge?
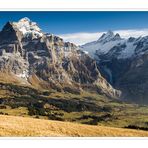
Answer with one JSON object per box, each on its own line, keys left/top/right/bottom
{"left": 81, "top": 30, "right": 148, "bottom": 104}
{"left": 0, "top": 17, "right": 119, "bottom": 99}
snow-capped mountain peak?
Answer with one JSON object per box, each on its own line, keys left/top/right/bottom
{"left": 98, "top": 30, "right": 121, "bottom": 43}
{"left": 13, "top": 17, "right": 43, "bottom": 38}
{"left": 80, "top": 31, "right": 123, "bottom": 57}
{"left": 18, "top": 17, "right": 31, "bottom": 23}
{"left": 81, "top": 29, "right": 148, "bottom": 60}
{"left": 99, "top": 30, "right": 114, "bottom": 40}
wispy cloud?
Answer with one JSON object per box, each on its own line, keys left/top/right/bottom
{"left": 58, "top": 29, "right": 148, "bottom": 45}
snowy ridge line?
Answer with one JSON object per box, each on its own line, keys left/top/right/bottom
{"left": 80, "top": 30, "right": 148, "bottom": 59}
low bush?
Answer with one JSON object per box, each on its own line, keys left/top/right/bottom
{"left": 124, "top": 125, "right": 148, "bottom": 131}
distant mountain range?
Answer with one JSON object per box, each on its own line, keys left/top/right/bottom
{"left": 81, "top": 30, "right": 148, "bottom": 104}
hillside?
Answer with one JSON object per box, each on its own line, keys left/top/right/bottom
{"left": 0, "top": 115, "right": 148, "bottom": 137}
{"left": 0, "top": 81, "right": 148, "bottom": 131}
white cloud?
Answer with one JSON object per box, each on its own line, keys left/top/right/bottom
{"left": 115, "top": 29, "right": 148, "bottom": 38}
{"left": 58, "top": 32, "right": 102, "bottom": 46}
{"left": 58, "top": 29, "right": 148, "bottom": 45}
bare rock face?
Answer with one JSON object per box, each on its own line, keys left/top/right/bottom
{"left": 0, "top": 18, "right": 119, "bottom": 99}
{"left": 0, "top": 22, "right": 23, "bottom": 43}
{"left": 115, "top": 53, "right": 148, "bottom": 104}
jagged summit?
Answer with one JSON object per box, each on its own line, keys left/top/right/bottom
{"left": 18, "top": 17, "right": 31, "bottom": 23}
{"left": 12, "top": 17, "right": 43, "bottom": 38}
{"left": 98, "top": 30, "right": 121, "bottom": 43}
{"left": 99, "top": 30, "right": 114, "bottom": 39}
{"left": 80, "top": 30, "right": 123, "bottom": 57}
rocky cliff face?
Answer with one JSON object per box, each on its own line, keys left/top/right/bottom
{"left": 115, "top": 53, "right": 148, "bottom": 104}
{"left": 0, "top": 18, "right": 119, "bottom": 99}
{"left": 81, "top": 31, "right": 148, "bottom": 104}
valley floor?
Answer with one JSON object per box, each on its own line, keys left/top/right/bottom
{"left": 0, "top": 115, "right": 148, "bottom": 137}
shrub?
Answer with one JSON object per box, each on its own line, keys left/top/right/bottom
{"left": 124, "top": 125, "right": 148, "bottom": 131}
{"left": 48, "top": 114, "right": 64, "bottom": 121}
{"left": 0, "top": 112, "right": 4, "bottom": 115}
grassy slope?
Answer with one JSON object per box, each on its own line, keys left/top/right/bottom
{"left": 0, "top": 80, "right": 148, "bottom": 133}
{"left": 0, "top": 115, "right": 148, "bottom": 137}
{"left": 0, "top": 82, "right": 148, "bottom": 129}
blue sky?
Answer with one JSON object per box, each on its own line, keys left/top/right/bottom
{"left": 0, "top": 11, "right": 148, "bottom": 45}
{"left": 0, "top": 11, "right": 148, "bottom": 34}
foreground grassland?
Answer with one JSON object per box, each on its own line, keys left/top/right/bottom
{"left": 0, "top": 115, "right": 148, "bottom": 137}
{"left": 0, "top": 82, "right": 148, "bottom": 134}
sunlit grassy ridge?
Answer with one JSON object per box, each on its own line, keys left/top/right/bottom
{"left": 0, "top": 115, "right": 148, "bottom": 137}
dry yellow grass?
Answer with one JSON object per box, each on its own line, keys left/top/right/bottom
{"left": 0, "top": 115, "right": 148, "bottom": 137}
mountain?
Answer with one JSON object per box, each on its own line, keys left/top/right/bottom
{"left": 0, "top": 17, "right": 119, "bottom": 98}
{"left": 81, "top": 31, "right": 148, "bottom": 104}
{"left": 81, "top": 30, "right": 123, "bottom": 58}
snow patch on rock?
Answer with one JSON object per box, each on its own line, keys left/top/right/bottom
{"left": 16, "top": 70, "right": 29, "bottom": 80}
{"left": 13, "top": 17, "right": 43, "bottom": 38}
